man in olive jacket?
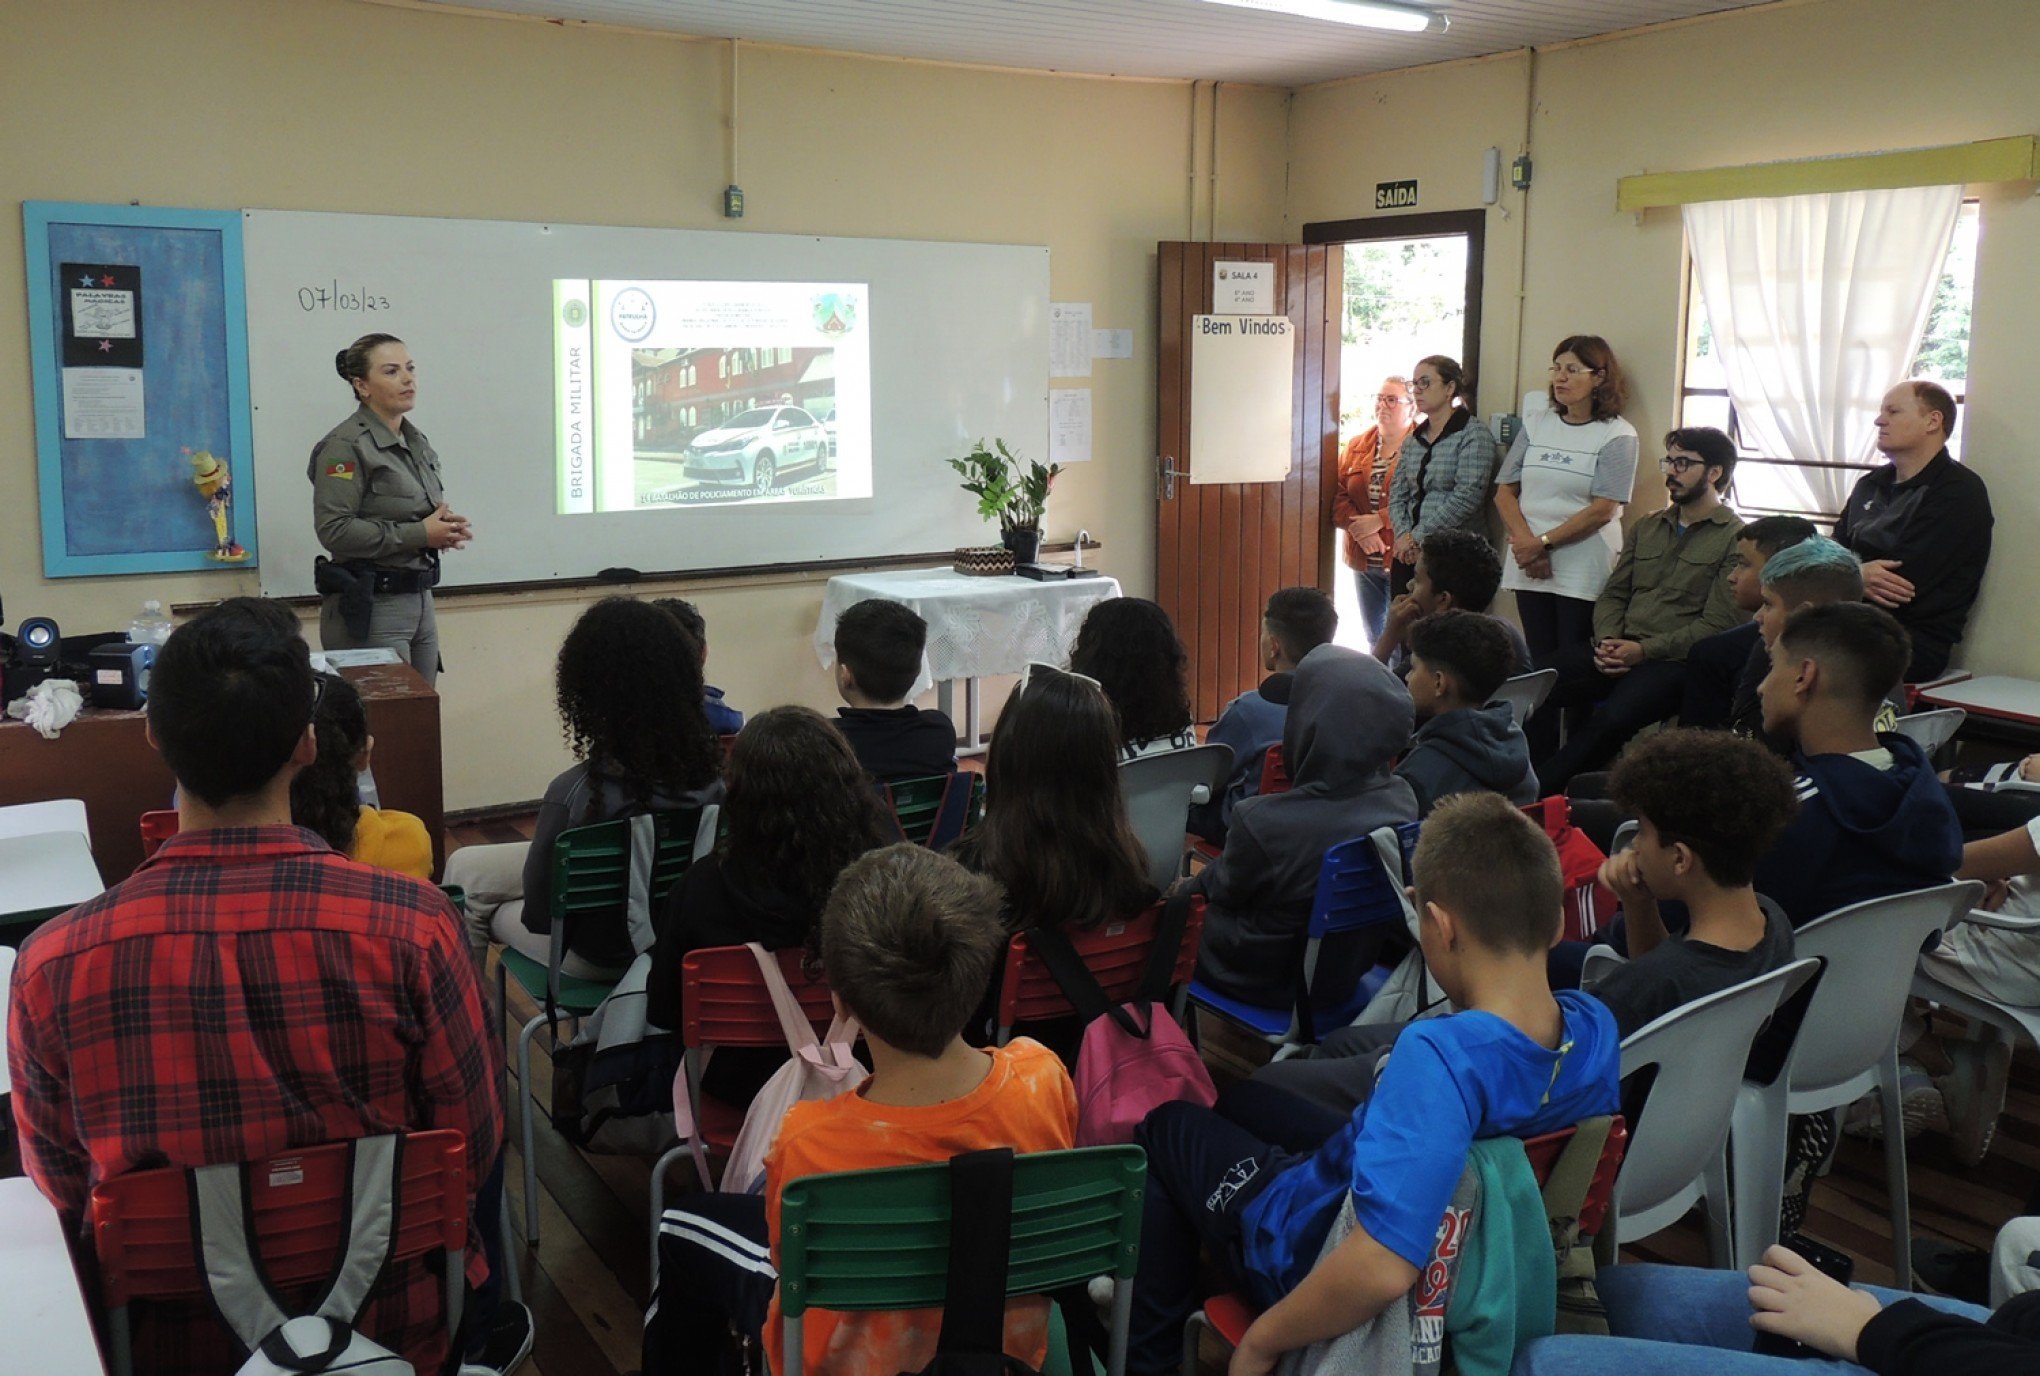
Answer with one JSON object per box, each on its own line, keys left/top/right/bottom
{"left": 1532, "top": 426, "right": 1745, "bottom": 790}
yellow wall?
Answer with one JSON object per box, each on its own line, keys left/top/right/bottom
{"left": 1289, "top": 0, "right": 2040, "bottom": 676}
{"left": 2, "top": 0, "right": 1288, "bottom": 810}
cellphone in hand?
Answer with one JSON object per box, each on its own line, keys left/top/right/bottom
{"left": 1752, "top": 1237, "right": 1856, "bottom": 1359}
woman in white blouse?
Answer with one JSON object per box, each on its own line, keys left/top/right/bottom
{"left": 1493, "top": 335, "right": 1640, "bottom": 662}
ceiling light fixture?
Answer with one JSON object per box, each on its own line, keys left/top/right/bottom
{"left": 1199, "top": 0, "right": 1449, "bottom": 34}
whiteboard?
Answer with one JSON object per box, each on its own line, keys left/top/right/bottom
{"left": 243, "top": 211, "right": 1048, "bottom": 596}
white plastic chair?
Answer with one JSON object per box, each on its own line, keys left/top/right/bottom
{"left": 1911, "top": 906, "right": 2040, "bottom": 1055}
{"left": 1118, "top": 743, "right": 1233, "bottom": 892}
{"left": 1489, "top": 668, "right": 1557, "bottom": 727}
{"left": 0, "top": 798, "right": 89, "bottom": 843}
{"left": 1727, "top": 881, "right": 1984, "bottom": 1277}
{"left": 1890, "top": 708, "right": 1966, "bottom": 757}
{"left": 1608, "top": 957, "right": 1821, "bottom": 1266}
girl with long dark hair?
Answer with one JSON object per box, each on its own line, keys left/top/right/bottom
{"left": 289, "top": 671, "right": 433, "bottom": 880}
{"left": 443, "top": 597, "right": 724, "bottom": 975}
{"left": 1070, "top": 597, "right": 1196, "bottom": 759}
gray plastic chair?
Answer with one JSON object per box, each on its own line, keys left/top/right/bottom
{"left": 1119, "top": 743, "right": 1233, "bottom": 892}
{"left": 1489, "top": 668, "right": 1558, "bottom": 727}
{"left": 1608, "top": 958, "right": 1822, "bottom": 1266}
{"left": 1890, "top": 708, "right": 1966, "bottom": 757}
{"left": 1727, "top": 881, "right": 1983, "bottom": 1277}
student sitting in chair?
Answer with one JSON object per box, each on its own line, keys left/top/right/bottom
{"left": 1182, "top": 644, "right": 1417, "bottom": 1014}
{"left": 645, "top": 706, "right": 896, "bottom": 1100}
{"left": 444, "top": 596, "right": 726, "bottom": 977}
{"left": 7, "top": 598, "right": 524, "bottom": 1376}
{"left": 1587, "top": 729, "right": 1799, "bottom": 1036}
{"left": 290, "top": 670, "right": 434, "bottom": 880}
{"left": 655, "top": 596, "right": 744, "bottom": 735}
{"left": 1071, "top": 597, "right": 1200, "bottom": 759}
{"left": 1753, "top": 601, "right": 1962, "bottom": 929}
{"left": 831, "top": 598, "right": 959, "bottom": 782}
{"left": 1127, "top": 793, "right": 1620, "bottom": 1375}
{"left": 1735, "top": 536, "right": 1893, "bottom": 749}
{"left": 643, "top": 844, "right": 1077, "bottom": 1376}
{"left": 1679, "top": 515, "right": 1817, "bottom": 731}
{"left": 1372, "top": 526, "right": 1531, "bottom": 677}
{"left": 1393, "top": 609, "right": 1539, "bottom": 813}
{"left": 949, "top": 662, "right": 1155, "bottom": 937}
{"left": 1193, "top": 586, "right": 1338, "bottom": 842}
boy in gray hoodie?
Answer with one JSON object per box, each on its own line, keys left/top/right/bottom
{"left": 1394, "top": 610, "right": 1540, "bottom": 813}
{"left": 1185, "top": 644, "right": 1419, "bottom": 1012}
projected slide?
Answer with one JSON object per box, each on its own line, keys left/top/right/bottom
{"left": 553, "top": 279, "right": 871, "bottom": 513}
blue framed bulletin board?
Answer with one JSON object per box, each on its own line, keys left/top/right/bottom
{"left": 24, "top": 202, "right": 257, "bottom": 576}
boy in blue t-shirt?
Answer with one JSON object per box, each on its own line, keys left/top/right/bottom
{"left": 654, "top": 597, "right": 744, "bottom": 735}
{"left": 1128, "top": 791, "right": 1621, "bottom": 1374}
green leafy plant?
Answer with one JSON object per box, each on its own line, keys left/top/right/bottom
{"left": 948, "top": 438, "right": 1061, "bottom": 533}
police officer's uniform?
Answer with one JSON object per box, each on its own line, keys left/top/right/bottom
{"left": 309, "top": 404, "right": 446, "bottom": 684}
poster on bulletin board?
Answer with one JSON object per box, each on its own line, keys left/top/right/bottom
{"left": 24, "top": 202, "right": 256, "bottom": 576}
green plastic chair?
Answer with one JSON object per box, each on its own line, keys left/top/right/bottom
{"left": 496, "top": 806, "right": 709, "bottom": 1243}
{"left": 882, "top": 772, "right": 983, "bottom": 849}
{"left": 777, "top": 1146, "right": 1145, "bottom": 1376}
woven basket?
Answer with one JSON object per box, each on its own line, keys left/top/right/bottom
{"left": 953, "top": 545, "right": 1016, "bottom": 577}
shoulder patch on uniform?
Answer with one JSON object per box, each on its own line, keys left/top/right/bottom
{"left": 324, "top": 461, "right": 356, "bottom": 480}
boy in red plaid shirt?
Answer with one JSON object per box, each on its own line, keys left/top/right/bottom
{"left": 6, "top": 598, "right": 525, "bottom": 1375}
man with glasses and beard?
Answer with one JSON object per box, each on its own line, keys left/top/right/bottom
{"left": 1533, "top": 426, "right": 1746, "bottom": 790}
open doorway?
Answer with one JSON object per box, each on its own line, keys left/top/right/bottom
{"left": 1305, "top": 210, "right": 1485, "bottom": 651}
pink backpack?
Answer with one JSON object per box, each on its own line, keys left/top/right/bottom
{"left": 1025, "top": 895, "right": 1215, "bottom": 1146}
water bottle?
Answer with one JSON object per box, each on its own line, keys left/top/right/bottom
{"left": 127, "top": 599, "right": 174, "bottom": 648}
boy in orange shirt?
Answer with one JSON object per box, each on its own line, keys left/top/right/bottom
{"left": 643, "top": 843, "right": 1078, "bottom": 1376}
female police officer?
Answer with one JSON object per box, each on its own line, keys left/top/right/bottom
{"left": 309, "top": 333, "right": 470, "bottom": 684}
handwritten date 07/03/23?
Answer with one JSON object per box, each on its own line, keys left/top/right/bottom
{"left": 297, "top": 281, "right": 391, "bottom": 312}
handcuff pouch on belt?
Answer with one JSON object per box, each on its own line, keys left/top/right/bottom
{"left": 314, "top": 553, "right": 440, "bottom": 640}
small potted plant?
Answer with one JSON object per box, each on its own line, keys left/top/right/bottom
{"left": 949, "top": 438, "right": 1061, "bottom": 566}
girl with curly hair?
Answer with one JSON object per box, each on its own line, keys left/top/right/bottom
{"left": 951, "top": 664, "right": 1155, "bottom": 935}
{"left": 1069, "top": 597, "right": 1197, "bottom": 759}
{"left": 290, "top": 671, "right": 434, "bottom": 880}
{"left": 645, "top": 707, "right": 895, "bottom": 1092}
{"left": 444, "top": 597, "right": 724, "bottom": 976}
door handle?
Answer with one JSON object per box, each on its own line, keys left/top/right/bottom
{"left": 1157, "top": 455, "right": 1191, "bottom": 501}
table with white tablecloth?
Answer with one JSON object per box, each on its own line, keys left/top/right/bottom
{"left": 814, "top": 567, "right": 1123, "bottom": 749}
{"left": 0, "top": 1178, "right": 104, "bottom": 1374}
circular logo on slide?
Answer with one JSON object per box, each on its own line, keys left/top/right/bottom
{"left": 561, "top": 298, "right": 588, "bottom": 328}
{"left": 610, "top": 288, "right": 656, "bottom": 342}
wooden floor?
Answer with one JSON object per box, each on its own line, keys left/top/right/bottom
{"left": 452, "top": 811, "right": 2040, "bottom": 1376}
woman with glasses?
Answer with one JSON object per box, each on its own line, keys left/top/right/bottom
{"left": 1388, "top": 355, "right": 1501, "bottom": 597}
{"left": 1494, "top": 335, "right": 1640, "bottom": 661}
{"left": 1333, "top": 376, "right": 1416, "bottom": 642}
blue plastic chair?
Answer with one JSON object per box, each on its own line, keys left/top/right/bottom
{"left": 1187, "top": 829, "right": 1413, "bottom": 1048}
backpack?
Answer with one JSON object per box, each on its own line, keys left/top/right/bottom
{"left": 191, "top": 1135, "right": 414, "bottom": 1375}
{"left": 1024, "top": 894, "right": 1215, "bottom": 1147}
{"left": 551, "top": 808, "right": 718, "bottom": 1154}
{"left": 1526, "top": 798, "right": 1615, "bottom": 942}
{"left": 675, "top": 942, "right": 867, "bottom": 1194}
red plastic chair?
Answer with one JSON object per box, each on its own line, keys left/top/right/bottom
{"left": 1258, "top": 745, "right": 1292, "bottom": 797}
{"left": 992, "top": 897, "right": 1205, "bottom": 1044}
{"left": 1185, "top": 1117, "right": 1629, "bottom": 1370}
{"left": 647, "top": 944, "right": 838, "bottom": 1277}
{"left": 138, "top": 809, "right": 180, "bottom": 860}
{"left": 88, "top": 1130, "right": 468, "bottom": 1376}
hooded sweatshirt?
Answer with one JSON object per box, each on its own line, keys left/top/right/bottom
{"left": 1753, "top": 733, "right": 1964, "bottom": 928}
{"left": 1192, "top": 645, "right": 1419, "bottom": 1009}
{"left": 1395, "top": 703, "right": 1540, "bottom": 814}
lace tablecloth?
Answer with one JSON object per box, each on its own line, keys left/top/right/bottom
{"left": 814, "top": 567, "right": 1124, "bottom": 698}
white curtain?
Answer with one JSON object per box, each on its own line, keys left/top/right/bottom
{"left": 1683, "top": 185, "right": 1962, "bottom": 515}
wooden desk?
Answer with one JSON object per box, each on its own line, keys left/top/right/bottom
{"left": 0, "top": 662, "right": 443, "bottom": 885}
{"left": 0, "top": 1178, "right": 104, "bottom": 1374}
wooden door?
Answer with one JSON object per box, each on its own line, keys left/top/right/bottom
{"left": 1157, "top": 242, "right": 1343, "bottom": 721}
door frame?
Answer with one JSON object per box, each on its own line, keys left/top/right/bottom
{"left": 1300, "top": 208, "right": 1487, "bottom": 392}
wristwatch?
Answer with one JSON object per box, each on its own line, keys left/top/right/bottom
{"left": 1539, "top": 534, "right": 1554, "bottom": 552}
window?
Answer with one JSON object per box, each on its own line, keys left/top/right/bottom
{"left": 1679, "top": 199, "right": 1978, "bottom": 524}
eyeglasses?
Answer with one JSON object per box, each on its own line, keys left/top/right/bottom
{"left": 1017, "top": 661, "right": 1102, "bottom": 697}
{"left": 1409, "top": 376, "right": 1441, "bottom": 389}
{"left": 1374, "top": 393, "right": 1414, "bottom": 406}
{"left": 1659, "top": 455, "right": 1707, "bottom": 473}
{"left": 1548, "top": 364, "right": 1601, "bottom": 378}
{"left": 310, "top": 672, "right": 329, "bottom": 714}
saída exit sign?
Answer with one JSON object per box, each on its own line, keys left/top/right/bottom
{"left": 1374, "top": 179, "right": 1419, "bottom": 210}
